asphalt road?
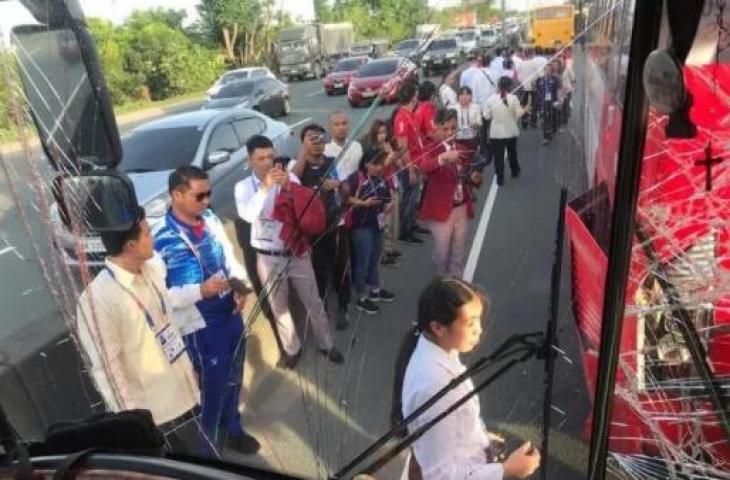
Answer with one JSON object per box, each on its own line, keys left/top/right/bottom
{"left": 0, "top": 76, "right": 592, "bottom": 479}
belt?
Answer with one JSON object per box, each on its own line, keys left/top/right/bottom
{"left": 159, "top": 407, "right": 198, "bottom": 433}
{"left": 255, "top": 248, "right": 292, "bottom": 257}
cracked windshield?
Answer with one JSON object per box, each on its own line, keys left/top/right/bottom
{"left": 0, "top": 0, "right": 728, "bottom": 479}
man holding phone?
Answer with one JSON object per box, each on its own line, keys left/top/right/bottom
{"left": 154, "top": 166, "right": 260, "bottom": 455}
{"left": 237, "top": 135, "right": 344, "bottom": 367}
{"left": 290, "top": 124, "right": 352, "bottom": 327}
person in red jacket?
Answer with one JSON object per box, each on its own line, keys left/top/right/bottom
{"left": 418, "top": 109, "right": 483, "bottom": 277}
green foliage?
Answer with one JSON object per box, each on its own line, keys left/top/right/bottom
{"left": 85, "top": 10, "right": 225, "bottom": 104}
{"left": 329, "top": 0, "right": 430, "bottom": 43}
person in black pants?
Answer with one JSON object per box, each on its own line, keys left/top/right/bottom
{"left": 290, "top": 124, "right": 352, "bottom": 329}
{"left": 535, "top": 63, "right": 561, "bottom": 145}
{"left": 483, "top": 77, "right": 526, "bottom": 186}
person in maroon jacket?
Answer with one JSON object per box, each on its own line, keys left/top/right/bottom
{"left": 418, "top": 109, "right": 483, "bottom": 277}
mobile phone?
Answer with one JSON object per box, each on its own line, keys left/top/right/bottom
{"left": 228, "top": 277, "right": 253, "bottom": 296}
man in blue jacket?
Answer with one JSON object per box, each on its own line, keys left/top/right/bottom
{"left": 154, "top": 165, "right": 260, "bottom": 455}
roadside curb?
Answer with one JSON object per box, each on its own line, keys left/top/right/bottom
{"left": 0, "top": 96, "right": 202, "bottom": 156}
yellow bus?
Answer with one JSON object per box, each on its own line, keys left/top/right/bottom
{"left": 529, "top": 4, "right": 575, "bottom": 49}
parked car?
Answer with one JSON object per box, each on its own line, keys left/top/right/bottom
{"left": 420, "top": 37, "right": 462, "bottom": 77}
{"left": 455, "top": 29, "right": 480, "bottom": 55}
{"left": 203, "top": 78, "right": 291, "bottom": 118}
{"left": 478, "top": 27, "right": 499, "bottom": 49}
{"left": 324, "top": 56, "right": 369, "bottom": 95}
{"left": 205, "top": 67, "right": 275, "bottom": 99}
{"left": 350, "top": 41, "right": 373, "bottom": 57}
{"left": 347, "top": 56, "right": 417, "bottom": 108}
{"left": 393, "top": 38, "right": 424, "bottom": 63}
{"left": 51, "top": 109, "right": 299, "bottom": 266}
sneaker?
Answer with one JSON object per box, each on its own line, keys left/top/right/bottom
{"left": 370, "top": 288, "right": 395, "bottom": 302}
{"left": 319, "top": 347, "right": 345, "bottom": 364}
{"left": 356, "top": 298, "right": 380, "bottom": 314}
{"left": 226, "top": 432, "right": 261, "bottom": 455}
{"left": 541, "top": 138, "right": 549, "bottom": 145}
{"left": 511, "top": 169, "right": 520, "bottom": 178}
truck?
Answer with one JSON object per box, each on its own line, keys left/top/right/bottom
{"left": 415, "top": 24, "right": 440, "bottom": 40}
{"left": 276, "top": 22, "right": 354, "bottom": 81}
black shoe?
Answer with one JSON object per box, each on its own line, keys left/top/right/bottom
{"left": 227, "top": 432, "right": 261, "bottom": 455}
{"left": 370, "top": 288, "right": 395, "bottom": 302}
{"left": 356, "top": 298, "right": 380, "bottom": 314}
{"left": 391, "top": 250, "right": 403, "bottom": 258}
{"left": 415, "top": 225, "right": 430, "bottom": 235}
{"left": 496, "top": 177, "right": 504, "bottom": 186}
{"left": 279, "top": 350, "right": 301, "bottom": 370}
{"left": 380, "top": 255, "right": 398, "bottom": 267}
{"left": 336, "top": 309, "right": 351, "bottom": 330}
{"left": 319, "top": 347, "right": 344, "bottom": 364}
{"left": 541, "top": 138, "right": 550, "bottom": 145}
{"left": 400, "top": 234, "right": 423, "bottom": 244}
{"left": 511, "top": 170, "right": 520, "bottom": 178}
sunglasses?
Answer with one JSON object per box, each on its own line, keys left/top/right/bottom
{"left": 191, "top": 190, "right": 212, "bottom": 202}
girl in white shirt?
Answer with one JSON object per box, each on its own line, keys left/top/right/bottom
{"left": 393, "top": 276, "right": 540, "bottom": 479}
{"left": 454, "top": 86, "right": 482, "bottom": 141}
{"left": 438, "top": 70, "right": 459, "bottom": 110}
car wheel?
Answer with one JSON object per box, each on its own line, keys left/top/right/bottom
{"left": 281, "top": 97, "right": 291, "bottom": 116}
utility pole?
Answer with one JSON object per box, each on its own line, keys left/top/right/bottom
{"left": 501, "top": 0, "right": 506, "bottom": 48}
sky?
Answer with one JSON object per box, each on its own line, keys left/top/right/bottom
{"left": 0, "top": 0, "right": 541, "bottom": 44}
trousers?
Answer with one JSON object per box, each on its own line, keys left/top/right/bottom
{"left": 491, "top": 137, "right": 520, "bottom": 183}
{"left": 257, "top": 252, "right": 334, "bottom": 355}
{"left": 383, "top": 189, "right": 401, "bottom": 253}
{"left": 183, "top": 313, "right": 244, "bottom": 446}
{"left": 424, "top": 204, "right": 469, "bottom": 277}
{"left": 311, "top": 227, "right": 352, "bottom": 312}
{"left": 352, "top": 227, "right": 384, "bottom": 297}
{"left": 399, "top": 170, "right": 420, "bottom": 237}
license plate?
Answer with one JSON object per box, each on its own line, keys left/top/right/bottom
{"left": 84, "top": 236, "right": 105, "bottom": 253}
{"left": 334, "top": 82, "right": 343, "bottom": 88}
{"left": 362, "top": 90, "right": 376, "bottom": 98}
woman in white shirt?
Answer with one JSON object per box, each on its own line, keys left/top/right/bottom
{"left": 393, "top": 276, "right": 540, "bottom": 479}
{"left": 438, "top": 70, "right": 459, "bottom": 110}
{"left": 483, "top": 76, "right": 527, "bottom": 186}
{"left": 453, "top": 86, "right": 483, "bottom": 169}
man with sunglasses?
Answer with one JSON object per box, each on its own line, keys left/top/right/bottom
{"left": 153, "top": 166, "right": 260, "bottom": 455}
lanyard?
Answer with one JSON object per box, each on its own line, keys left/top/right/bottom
{"left": 106, "top": 267, "right": 166, "bottom": 330}
{"left": 167, "top": 213, "right": 221, "bottom": 277}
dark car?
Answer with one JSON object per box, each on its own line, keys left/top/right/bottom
{"left": 420, "top": 37, "right": 462, "bottom": 77}
{"left": 203, "top": 77, "right": 291, "bottom": 117}
{"left": 324, "top": 56, "right": 369, "bottom": 95}
{"left": 347, "top": 56, "right": 418, "bottom": 108}
{"left": 394, "top": 38, "right": 423, "bottom": 63}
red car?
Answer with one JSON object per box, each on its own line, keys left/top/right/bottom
{"left": 347, "top": 56, "right": 418, "bottom": 108}
{"left": 324, "top": 56, "right": 369, "bottom": 95}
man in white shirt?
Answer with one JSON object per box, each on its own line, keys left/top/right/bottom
{"left": 489, "top": 48, "right": 506, "bottom": 78}
{"left": 323, "top": 111, "right": 360, "bottom": 329}
{"left": 234, "top": 135, "right": 344, "bottom": 367}
{"left": 76, "top": 209, "right": 212, "bottom": 456}
{"left": 324, "top": 111, "right": 363, "bottom": 180}
{"left": 516, "top": 48, "right": 539, "bottom": 128}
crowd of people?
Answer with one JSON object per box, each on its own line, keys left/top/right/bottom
{"left": 71, "top": 47, "right": 571, "bottom": 478}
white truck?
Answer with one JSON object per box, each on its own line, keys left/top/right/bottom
{"left": 276, "top": 22, "right": 354, "bottom": 81}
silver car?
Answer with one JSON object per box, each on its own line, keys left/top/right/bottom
{"left": 52, "top": 108, "right": 299, "bottom": 266}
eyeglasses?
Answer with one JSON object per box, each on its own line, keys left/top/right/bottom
{"left": 192, "top": 190, "right": 212, "bottom": 202}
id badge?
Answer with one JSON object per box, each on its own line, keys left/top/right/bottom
{"left": 257, "top": 219, "right": 276, "bottom": 242}
{"left": 377, "top": 212, "right": 386, "bottom": 229}
{"left": 157, "top": 324, "right": 186, "bottom": 363}
{"left": 545, "top": 91, "right": 552, "bottom": 102}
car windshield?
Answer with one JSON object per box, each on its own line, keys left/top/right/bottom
{"left": 119, "top": 127, "right": 203, "bottom": 172}
{"left": 8, "top": 2, "right": 730, "bottom": 480}
{"left": 215, "top": 81, "right": 255, "bottom": 98}
{"left": 427, "top": 39, "right": 457, "bottom": 51}
{"left": 335, "top": 59, "right": 363, "bottom": 71}
{"left": 357, "top": 60, "right": 397, "bottom": 77}
{"left": 221, "top": 71, "right": 249, "bottom": 84}
{"left": 396, "top": 40, "right": 419, "bottom": 50}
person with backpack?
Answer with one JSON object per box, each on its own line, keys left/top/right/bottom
{"left": 344, "top": 147, "right": 396, "bottom": 315}
{"left": 483, "top": 76, "right": 526, "bottom": 186}
{"left": 236, "top": 135, "right": 344, "bottom": 368}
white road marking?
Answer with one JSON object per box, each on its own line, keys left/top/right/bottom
{"left": 306, "top": 90, "right": 324, "bottom": 98}
{"left": 0, "top": 246, "right": 14, "bottom": 257}
{"left": 287, "top": 117, "right": 314, "bottom": 130}
{"left": 463, "top": 176, "right": 499, "bottom": 282}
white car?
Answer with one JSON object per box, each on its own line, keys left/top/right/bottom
{"left": 206, "top": 67, "right": 276, "bottom": 99}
